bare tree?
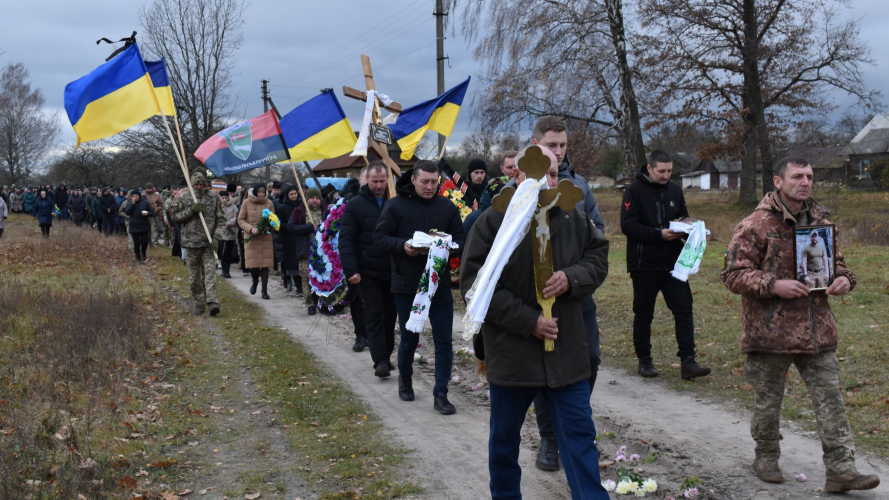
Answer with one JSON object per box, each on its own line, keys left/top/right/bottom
{"left": 130, "top": 0, "right": 247, "bottom": 176}
{"left": 449, "top": 0, "right": 646, "bottom": 175}
{"left": 639, "top": 0, "right": 879, "bottom": 203}
{"left": 0, "top": 63, "right": 59, "bottom": 185}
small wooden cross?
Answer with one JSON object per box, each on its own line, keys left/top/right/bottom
{"left": 342, "top": 55, "right": 404, "bottom": 198}
{"left": 491, "top": 145, "right": 583, "bottom": 352}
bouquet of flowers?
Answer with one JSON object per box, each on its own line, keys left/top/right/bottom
{"left": 309, "top": 199, "right": 346, "bottom": 295}
{"left": 52, "top": 205, "right": 61, "bottom": 217}
{"left": 244, "top": 208, "right": 279, "bottom": 243}
{"left": 438, "top": 180, "right": 472, "bottom": 221}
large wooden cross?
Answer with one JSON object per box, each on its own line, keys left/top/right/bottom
{"left": 343, "top": 55, "right": 404, "bottom": 199}
{"left": 491, "top": 146, "right": 583, "bottom": 352}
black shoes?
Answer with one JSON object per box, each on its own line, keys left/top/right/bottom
{"left": 536, "top": 436, "right": 560, "bottom": 471}
{"left": 681, "top": 357, "right": 712, "bottom": 380}
{"left": 208, "top": 303, "right": 220, "bottom": 316}
{"left": 638, "top": 357, "right": 658, "bottom": 378}
{"left": 353, "top": 336, "right": 367, "bottom": 352}
{"left": 249, "top": 280, "right": 258, "bottom": 295}
{"left": 398, "top": 375, "right": 414, "bottom": 401}
{"left": 261, "top": 291, "right": 270, "bottom": 300}
{"left": 284, "top": 280, "right": 293, "bottom": 292}
{"left": 192, "top": 305, "right": 205, "bottom": 316}
{"left": 307, "top": 305, "right": 317, "bottom": 315}
{"left": 374, "top": 362, "right": 391, "bottom": 378}
{"left": 433, "top": 395, "right": 456, "bottom": 415}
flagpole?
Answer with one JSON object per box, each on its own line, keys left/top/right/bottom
{"left": 437, "top": 134, "right": 450, "bottom": 160}
{"left": 159, "top": 108, "right": 212, "bottom": 242}
{"left": 287, "top": 158, "right": 315, "bottom": 226}
{"left": 172, "top": 114, "right": 188, "bottom": 174}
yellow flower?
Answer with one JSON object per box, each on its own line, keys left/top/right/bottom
{"left": 452, "top": 191, "right": 463, "bottom": 200}
{"left": 460, "top": 207, "right": 472, "bottom": 217}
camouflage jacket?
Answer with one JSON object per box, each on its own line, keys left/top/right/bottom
{"left": 720, "top": 192, "right": 857, "bottom": 355}
{"left": 170, "top": 188, "right": 226, "bottom": 248}
{"left": 143, "top": 191, "right": 163, "bottom": 219}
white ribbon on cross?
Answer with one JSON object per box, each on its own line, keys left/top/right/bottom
{"left": 351, "top": 90, "right": 394, "bottom": 157}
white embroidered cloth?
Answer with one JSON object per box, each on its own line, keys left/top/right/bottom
{"left": 350, "top": 90, "right": 393, "bottom": 157}
{"left": 671, "top": 220, "right": 708, "bottom": 282}
{"left": 404, "top": 231, "right": 458, "bottom": 333}
{"left": 462, "top": 178, "right": 547, "bottom": 339}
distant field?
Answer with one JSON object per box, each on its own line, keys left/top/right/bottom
{"left": 591, "top": 188, "right": 889, "bottom": 457}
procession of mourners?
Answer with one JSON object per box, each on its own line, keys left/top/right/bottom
{"left": 5, "top": 115, "right": 879, "bottom": 498}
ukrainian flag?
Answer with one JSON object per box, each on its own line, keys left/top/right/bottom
{"left": 145, "top": 59, "right": 176, "bottom": 116}
{"left": 279, "top": 90, "right": 357, "bottom": 162}
{"left": 64, "top": 43, "right": 160, "bottom": 146}
{"left": 390, "top": 77, "right": 470, "bottom": 160}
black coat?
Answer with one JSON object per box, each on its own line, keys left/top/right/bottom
{"left": 124, "top": 196, "right": 155, "bottom": 234}
{"left": 374, "top": 171, "right": 467, "bottom": 294}
{"left": 340, "top": 184, "right": 390, "bottom": 281}
{"left": 54, "top": 187, "right": 69, "bottom": 208}
{"left": 287, "top": 203, "right": 322, "bottom": 260}
{"left": 274, "top": 184, "right": 301, "bottom": 270}
{"left": 620, "top": 165, "right": 689, "bottom": 272}
{"left": 68, "top": 195, "right": 86, "bottom": 220}
{"left": 98, "top": 193, "right": 117, "bottom": 215}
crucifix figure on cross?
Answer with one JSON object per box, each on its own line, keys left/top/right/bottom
{"left": 343, "top": 55, "right": 404, "bottom": 199}
{"left": 491, "top": 146, "right": 583, "bottom": 351}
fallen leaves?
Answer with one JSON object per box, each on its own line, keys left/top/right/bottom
{"left": 245, "top": 493, "right": 261, "bottom": 499}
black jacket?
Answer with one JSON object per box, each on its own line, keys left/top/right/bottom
{"left": 98, "top": 193, "right": 117, "bottom": 215}
{"left": 54, "top": 187, "right": 69, "bottom": 208}
{"left": 125, "top": 195, "right": 155, "bottom": 234}
{"left": 620, "top": 165, "right": 689, "bottom": 272}
{"left": 374, "top": 171, "right": 467, "bottom": 294}
{"left": 462, "top": 177, "right": 489, "bottom": 209}
{"left": 68, "top": 194, "right": 86, "bottom": 220}
{"left": 274, "top": 184, "right": 300, "bottom": 268}
{"left": 340, "top": 184, "right": 390, "bottom": 281}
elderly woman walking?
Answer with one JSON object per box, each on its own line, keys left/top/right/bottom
{"left": 33, "top": 189, "right": 55, "bottom": 238}
{"left": 238, "top": 183, "right": 275, "bottom": 299}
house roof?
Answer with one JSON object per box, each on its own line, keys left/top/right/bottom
{"left": 779, "top": 145, "right": 847, "bottom": 169}
{"left": 313, "top": 138, "right": 419, "bottom": 172}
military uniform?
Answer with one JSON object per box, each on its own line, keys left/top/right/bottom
{"left": 802, "top": 241, "right": 828, "bottom": 288}
{"left": 170, "top": 172, "right": 226, "bottom": 315}
{"left": 119, "top": 191, "right": 134, "bottom": 251}
{"left": 721, "top": 191, "right": 865, "bottom": 482}
{"left": 161, "top": 189, "right": 173, "bottom": 246}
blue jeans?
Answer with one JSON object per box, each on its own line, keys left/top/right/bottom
{"left": 535, "top": 295, "right": 600, "bottom": 437}
{"left": 489, "top": 381, "right": 609, "bottom": 500}
{"left": 59, "top": 206, "right": 68, "bottom": 220}
{"left": 394, "top": 288, "right": 454, "bottom": 396}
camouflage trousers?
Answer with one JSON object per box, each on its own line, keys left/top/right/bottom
{"left": 150, "top": 218, "right": 160, "bottom": 245}
{"left": 809, "top": 269, "right": 827, "bottom": 289}
{"left": 184, "top": 247, "right": 219, "bottom": 308}
{"left": 299, "top": 259, "right": 312, "bottom": 306}
{"left": 745, "top": 351, "right": 856, "bottom": 476}
{"left": 163, "top": 223, "right": 172, "bottom": 248}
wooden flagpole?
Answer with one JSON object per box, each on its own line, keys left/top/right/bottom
{"left": 287, "top": 158, "right": 315, "bottom": 225}
{"left": 172, "top": 114, "right": 188, "bottom": 174}
{"left": 437, "top": 135, "right": 450, "bottom": 160}
{"left": 158, "top": 108, "right": 212, "bottom": 242}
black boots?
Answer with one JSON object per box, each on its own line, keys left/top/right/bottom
{"left": 638, "top": 357, "right": 658, "bottom": 378}
{"left": 536, "top": 436, "right": 560, "bottom": 471}
{"left": 681, "top": 357, "right": 712, "bottom": 380}
{"left": 261, "top": 290, "right": 270, "bottom": 300}
{"left": 398, "top": 375, "right": 414, "bottom": 401}
{"left": 249, "top": 278, "right": 258, "bottom": 295}
{"left": 352, "top": 336, "right": 367, "bottom": 352}
{"left": 374, "top": 362, "right": 391, "bottom": 378}
{"left": 433, "top": 395, "right": 456, "bottom": 415}
{"left": 208, "top": 303, "right": 220, "bottom": 316}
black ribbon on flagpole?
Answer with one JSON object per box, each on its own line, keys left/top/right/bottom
{"left": 96, "top": 31, "right": 137, "bottom": 61}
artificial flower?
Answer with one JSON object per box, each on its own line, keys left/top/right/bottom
{"left": 602, "top": 479, "right": 616, "bottom": 492}
{"left": 641, "top": 478, "right": 657, "bottom": 492}
{"left": 460, "top": 206, "right": 472, "bottom": 217}
{"left": 634, "top": 488, "right": 646, "bottom": 498}
{"left": 796, "top": 473, "right": 807, "bottom": 482}
{"left": 629, "top": 454, "right": 641, "bottom": 464}
{"left": 471, "top": 382, "right": 484, "bottom": 391}
{"left": 615, "top": 481, "right": 633, "bottom": 494}
{"left": 683, "top": 487, "right": 699, "bottom": 498}
{"left": 615, "top": 455, "right": 627, "bottom": 462}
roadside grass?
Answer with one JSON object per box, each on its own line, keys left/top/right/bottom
{"left": 0, "top": 216, "right": 218, "bottom": 498}
{"left": 154, "top": 247, "right": 422, "bottom": 499}
{"left": 593, "top": 188, "right": 889, "bottom": 458}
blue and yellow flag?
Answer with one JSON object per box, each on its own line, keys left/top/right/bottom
{"left": 145, "top": 59, "right": 176, "bottom": 116}
{"left": 390, "top": 77, "right": 470, "bottom": 160}
{"left": 279, "top": 90, "right": 357, "bottom": 162}
{"left": 64, "top": 43, "right": 160, "bottom": 146}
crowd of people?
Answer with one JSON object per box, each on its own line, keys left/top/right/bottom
{"left": 5, "top": 114, "right": 879, "bottom": 498}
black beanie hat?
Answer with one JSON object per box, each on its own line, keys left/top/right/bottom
{"left": 227, "top": 183, "right": 237, "bottom": 193}
{"left": 468, "top": 158, "right": 488, "bottom": 175}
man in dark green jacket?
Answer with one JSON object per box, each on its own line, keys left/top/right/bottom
{"left": 460, "top": 146, "right": 610, "bottom": 500}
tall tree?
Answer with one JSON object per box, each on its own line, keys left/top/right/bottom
{"left": 450, "top": 0, "right": 647, "bottom": 175}
{"left": 0, "top": 63, "right": 59, "bottom": 185}
{"left": 639, "top": 0, "right": 878, "bottom": 203}
{"left": 132, "top": 0, "right": 246, "bottom": 175}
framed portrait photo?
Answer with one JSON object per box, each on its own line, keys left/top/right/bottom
{"left": 794, "top": 224, "right": 836, "bottom": 291}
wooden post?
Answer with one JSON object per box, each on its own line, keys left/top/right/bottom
{"left": 287, "top": 158, "right": 315, "bottom": 225}
{"left": 437, "top": 135, "right": 450, "bottom": 160}
{"left": 159, "top": 109, "right": 212, "bottom": 242}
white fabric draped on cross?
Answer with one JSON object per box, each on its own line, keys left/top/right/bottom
{"left": 404, "top": 231, "right": 459, "bottom": 333}
{"left": 350, "top": 90, "right": 394, "bottom": 157}
{"left": 462, "top": 177, "right": 547, "bottom": 339}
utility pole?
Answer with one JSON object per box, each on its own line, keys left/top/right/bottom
{"left": 434, "top": 0, "right": 448, "bottom": 155}
{"left": 261, "top": 79, "right": 270, "bottom": 183}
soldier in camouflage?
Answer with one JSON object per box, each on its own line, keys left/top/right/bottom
{"left": 170, "top": 171, "right": 227, "bottom": 316}
{"left": 721, "top": 157, "right": 879, "bottom": 493}
{"left": 119, "top": 190, "right": 135, "bottom": 252}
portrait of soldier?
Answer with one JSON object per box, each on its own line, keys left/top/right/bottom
{"left": 799, "top": 230, "right": 831, "bottom": 289}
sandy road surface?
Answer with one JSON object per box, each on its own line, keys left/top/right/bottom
{"left": 227, "top": 275, "right": 888, "bottom": 499}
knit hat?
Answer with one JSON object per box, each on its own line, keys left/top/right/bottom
{"left": 219, "top": 191, "right": 230, "bottom": 197}
{"left": 191, "top": 170, "right": 208, "bottom": 186}
{"left": 305, "top": 187, "right": 322, "bottom": 200}
{"left": 145, "top": 182, "right": 154, "bottom": 189}
{"left": 468, "top": 158, "right": 488, "bottom": 175}
{"left": 227, "top": 183, "right": 237, "bottom": 193}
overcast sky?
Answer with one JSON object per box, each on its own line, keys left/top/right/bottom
{"left": 3, "top": 0, "right": 888, "bottom": 155}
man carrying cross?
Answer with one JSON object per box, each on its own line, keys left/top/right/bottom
{"left": 461, "top": 146, "right": 610, "bottom": 499}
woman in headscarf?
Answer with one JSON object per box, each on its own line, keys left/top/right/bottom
{"left": 33, "top": 189, "right": 54, "bottom": 238}
{"left": 124, "top": 190, "right": 154, "bottom": 262}
{"left": 68, "top": 189, "right": 87, "bottom": 226}
{"left": 238, "top": 183, "right": 275, "bottom": 299}
{"left": 274, "top": 183, "right": 301, "bottom": 293}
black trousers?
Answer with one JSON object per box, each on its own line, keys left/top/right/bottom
{"left": 630, "top": 270, "right": 696, "bottom": 361}
{"left": 350, "top": 287, "right": 367, "bottom": 339}
{"left": 219, "top": 239, "right": 238, "bottom": 273}
{"left": 358, "top": 277, "right": 396, "bottom": 367}
{"left": 132, "top": 231, "right": 150, "bottom": 261}
{"left": 39, "top": 223, "right": 51, "bottom": 237}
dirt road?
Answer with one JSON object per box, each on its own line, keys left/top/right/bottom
{"left": 228, "top": 276, "right": 888, "bottom": 499}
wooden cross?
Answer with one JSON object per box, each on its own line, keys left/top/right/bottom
{"left": 343, "top": 55, "right": 404, "bottom": 199}
{"left": 491, "top": 145, "right": 583, "bottom": 352}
